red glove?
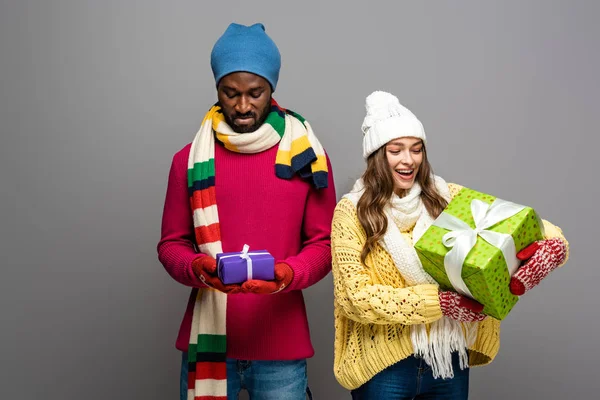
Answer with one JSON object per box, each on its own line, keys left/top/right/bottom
{"left": 509, "top": 238, "right": 567, "bottom": 296}
{"left": 241, "top": 262, "right": 294, "bottom": 294}
{"left": 192, "top": 256, "right": 242, "bottom": 294}
{"left": 439, "top": 291, "right": 486, "bottom": 322}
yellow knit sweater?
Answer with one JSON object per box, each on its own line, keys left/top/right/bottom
{"left": 331, "top": 183, "right": 569, "bottom": 390}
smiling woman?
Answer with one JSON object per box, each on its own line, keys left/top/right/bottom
{"left": 356, "top": 93, "right": 448, "bottom": 265}
{"left": 330, "top": 90, "right": 569, "bottom": 399}
{"left": 385, "top": 137, "right": 423, "bottom": 192}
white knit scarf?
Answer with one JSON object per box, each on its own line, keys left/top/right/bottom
{"left": 344, "top": 175, "right": 477, "bottom": 378}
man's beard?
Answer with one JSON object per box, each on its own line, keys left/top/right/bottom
{"left": 223, "top": 101, "right": 272, "bottom": 133}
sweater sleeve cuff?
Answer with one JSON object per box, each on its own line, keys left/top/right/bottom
{"left": 184, "top": 253, "right": 206, "bottom": 287}
{"left": 276, "top": 259, "right": 305, "bottom": 293}
{"left": 469, "top": 317, "right": 501, "bottom": 366}
{"left": 541, "top": 219, "right": 570, "bottom": 266}
{"left": 417, "top": 284, "right": 443, "bottom": 322}
{"left": 159, "top": 242, "right": 207, "bottom": 288}
{"left": 278, "top": 246, "right": 332, "bottom": 292}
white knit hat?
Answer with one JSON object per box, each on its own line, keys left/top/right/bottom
{"left": 361, "top": 91, "right": 426, "bottom": 159}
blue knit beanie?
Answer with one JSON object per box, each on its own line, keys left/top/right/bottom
{"left": 211, "top": 23, "right": 281, "bottom": 91}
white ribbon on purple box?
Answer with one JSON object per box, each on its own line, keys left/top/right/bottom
{"left": 432, "top": 198, "right": 525, "bottom": 298}
{"left": 217, "top": 244, "right": 270, "bottom": 280}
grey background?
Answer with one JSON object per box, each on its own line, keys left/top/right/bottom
{"left": 1, "top": 0, "right": 598, "bottom": 399}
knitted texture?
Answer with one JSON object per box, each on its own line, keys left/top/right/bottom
{"left": 185, "top": 100, "right": 329, "bottom": 399}
{"left": 439, "top": 291, "right": 486, "bottom": 322}
{"left": 344, "top": 176, "right": 473, "bottom": 379}
{"left": 208, "top": 99, "right": 328, "bottom": 188}
{"left": 331, "top": 182, "right": 569, "bottom": 390}
{"left": 192, "top": 256, "right": 242, "bottom": 294}
{"left": 242, "top": 262, "right": 294, "bottom": 294}
{"left": 210, "top": 23, "right": 281, "bottom": 90}
{"left": 510, "top": 237, "right": 568, "bottom": 295}
{"left": 158, "top": 139, "right": 337, "bottom": 359}
{"left": 361, "top": 91, "right": 426, "bottom": 159}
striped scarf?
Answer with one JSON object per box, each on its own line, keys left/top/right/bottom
{"left": 186, "top": 99, "right": 327, "bottom": 399}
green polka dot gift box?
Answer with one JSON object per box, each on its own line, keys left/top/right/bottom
{"left": 414, "top": 187, "right": 545, "bottom": 320}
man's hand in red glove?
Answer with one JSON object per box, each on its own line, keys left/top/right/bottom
{"left": 192, "top": 256, "right": 242, "bottom": 294}
{"left": 509, "top": 238, "right": 567, "bottom": 296}
{"left": 241, "top": 262, "right": 294, "bottom": 294}
{"left": 439, "top": 291, "right": 486, "bottom": 322}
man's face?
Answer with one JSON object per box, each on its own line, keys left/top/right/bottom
{"left": 217, "top": 72, "right": 273, "bottom": 133}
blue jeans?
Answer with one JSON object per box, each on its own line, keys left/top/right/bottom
{"left": 351, "top": 353, "right": 469, "bottom": 400}
{"left": 180, "top": 352, "right": 312, "bottom": 400}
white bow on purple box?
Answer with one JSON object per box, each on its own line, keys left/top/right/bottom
{"left": 216, "top": 244, "right": 275, "bottom": 285}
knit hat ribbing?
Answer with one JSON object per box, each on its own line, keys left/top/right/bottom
{"left": 211, "top": 23, "right": 281, "bottom": 91}
{"left": 361, "top": 91, "right": 427, "bottom": 159}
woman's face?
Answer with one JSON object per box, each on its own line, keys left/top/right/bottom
{"left": 385, "top": 137, "right": 424, "bottom": 194}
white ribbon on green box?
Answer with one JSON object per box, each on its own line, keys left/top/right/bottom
{"left": 432, "top": 198, "right": 525, "bottom": 298}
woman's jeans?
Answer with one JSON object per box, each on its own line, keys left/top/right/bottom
{"left": 350, "top": 353, "right": 469, "bottom": 400}
{"left": 181, "top": 352, "right": 312, "bottom": 400}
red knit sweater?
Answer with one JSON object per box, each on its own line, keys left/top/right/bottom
{"left": 157, "top": 142, "right": 336, "bottom": 359}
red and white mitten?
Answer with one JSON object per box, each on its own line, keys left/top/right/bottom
{"left": 509, "top": 238, "right": 567, "bottom": 296}
{"left": 439, "top": 291, "right": 486, "bottom": 322}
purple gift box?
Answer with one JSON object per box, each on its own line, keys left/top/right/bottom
{"left": 216, "top": 245, "right": 275, "bottom": 285}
